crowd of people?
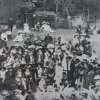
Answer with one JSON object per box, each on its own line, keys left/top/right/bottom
{"left": 0, "top": 23, "right": 100, "bottom": 100}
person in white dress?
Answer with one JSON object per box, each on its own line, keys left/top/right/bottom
{"left": 0, "top": 67, "right": 7, "bottom": 83}
{"left": 1, "top": 32, "right": 8, "bottom": 41}
{"left": 62, "top": 51, "right": 67, "bottom": 71}
{"left": 54, "top": 64, "right": 63, "bottom": 86}
{"left": 41, "top": 21, "right": 54, "bottom": 33}
{"left": 23, "top": 23, "right": 30, "bottom": 34}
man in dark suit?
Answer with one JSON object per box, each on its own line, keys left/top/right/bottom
{"left": 4, "top": 68, "right": 17, "bottom": 88}
{"left": 8, "top": 17, "right": 15, "bottom": 32}
{"left": 44, "top": 34, "right": 53, "bottom": 44}
{"left": 25, "top": 90, "right": 36, "bottom": 100}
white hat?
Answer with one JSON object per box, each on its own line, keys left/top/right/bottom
{"left": 15, "top": 43, "right": 20, "bottom": 47}
{"left": 36, "top": 46, "right": 42, "bottom": 50}
{"left": 47, "top": 44, "right": 54, "bottom": 49}
{"left": 28, "top": 45, "right": 35, "bottom": 49}
{"left": 90, "top": 54, "right": 98, "bottom": 60}
{"left": 18, "top": 30, "right": 23, "bottom": 33}
{"left": 34, "top": 38, "right": 38, "bottom": 41}
{"left": 82, "top": 54, "right": 88, "bottom": 59}
{"left": 61, "top": 45, "right": 66, "bottom": 51}
{"left": 47, "top": 85, "right": 55, "bottom": 92}
{"left": 95, "top": 80, "right": 100, "bottom": 86}
{"left": 25, "top": 49, "right": 29, "bottom": 52}
{"left": 94, "top": 75, "right": 100, "bottom": 80}
{"left": 42, "top": 21, "right": 47, "bottom": 25}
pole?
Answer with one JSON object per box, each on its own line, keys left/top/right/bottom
{"left": 88, "top": 8, "right": 90, "bottom": 25}
{"left": 95, "top": 15, "right": 96, "bottom": 28}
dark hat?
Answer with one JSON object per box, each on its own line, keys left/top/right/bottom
{"left": 0, "top": 67, "right": 6, "bottom": 70}
{"left": 7, "top": 67, "right": 13, "bottom": 70}
{"left": 67, "top": 56, "right": 72, "bottom": 59}
{"left": 27, "top": 90, "right": 33, "bottom": 94}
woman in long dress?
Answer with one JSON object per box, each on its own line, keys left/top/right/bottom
{"left": 62, "top": 51, "right": 67, "bottom": 71}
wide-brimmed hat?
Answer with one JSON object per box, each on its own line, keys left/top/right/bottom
{"left": 25, "top": 49, "right": 29, "bottom": 52}
{"left": 28, "top": 45, "right": 35, "bottom": 49}
{"left": 94, "top": 75, "right": 100, "bottom": 80}
{"left": 42, "top": 21, "right": 47, "bottom": 25}
{"left": 0, "top": 67, "right": 6, "bottom": 70}
{"left": 47, "top": 44, "right": 54, "bottom": 49}
{"left": 36, "top": 46, "right": 42, "bottom": 50}
{"left": 7, "top": 67, "right": 13, "bottom": 70}
{"left": 47, "top": 85, "right": 55, "bottom": 92}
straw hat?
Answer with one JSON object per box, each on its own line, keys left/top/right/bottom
{"left": 47, "top": 85, "right": 55, "bottom": 92}
{"left": 36, "top": 46, "right": 42, "bottom": 50}
{"left": 28, "top": 45, "right": 35, "bottom": 49}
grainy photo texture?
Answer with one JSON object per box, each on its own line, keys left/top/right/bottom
{"left": 0, "top": 0, "right": 100, "bottom": 100}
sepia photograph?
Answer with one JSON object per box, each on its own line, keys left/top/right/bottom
{"left": 0, "top": 0, "right": 100, "bottom": 100}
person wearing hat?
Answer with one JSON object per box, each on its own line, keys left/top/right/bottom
{"left": 0, "top": 67, "right": 6, "bottom": 83}
{"left": 74, "top": 59, "right": 86, "bottom": 88}
{"left": 84, "top": 41, "right": 92, "bottom": 57}
{"left": 26, "top": 74, "right": 36, "bottom": 92}
{"left": 8, "top": 17, "right": 15, "bottom": 32}
{"left": 61, "top": 84, "right": 74, "bottom": 100}
{"left": 44, "top": 34, "right": 53, "bottom": 45}
{"left": 77, "top": 25, "right": 82, "bottom": 35}
{"left": 35, "top": 48, "right": 44, "bottom": 68}
{"left": 1, "top": 32, "right": 8, "bottom": 42}
{"left": 85, "top": 67, "right": 95, "bottom": 89}
{"left": 29, "top": 64, "right": 38, "bottom": 82}
{"left": 85, "top": 24, "right": 91, "bottom": 36}
{"left": 4, "top": 67, "right": 17, "bottom": 86}
{"left": 60, "top": 71, "right": 67, "bottom": 87}
{"left": 6, "top": 29, "right": 12, "bottom": 40}
{"left": 58, "top": 37, "right": 62, "bottom": 46}
{"left": 13, "top": 55, "right": 21, "bottom": 68}
{"left": 41, "top": 85, "right": 60, "bottom": 100}
{"left": 24, "top": 38, "right": 32, "bottom": 46}
{"left": 66, "top": 56, "right": 73, "bottom": 85}
{"left": 46, "top": 61, "right": 55, "bottom": 85}
{"left": 0, "top": 46, "right": 7, "bottom": 66}
{"left": 34, "top": 22, "right": 41, "bottom": 32}
{"left": 44, "top": 50, "right": 51, "bottom": 67}
{"left": 24, "top": 49, "right": 31, "bottom": 64}
{"left": 74, "top": 44, "right": 83, "bottom": 56}
{"left": 23, "top": 23, "right": 30, "bottom": 34}
{"left": 93, "top": 70, "right": 100, "bottom": 87}
{"left": 25, "top": 90, "right": 36, "bottom": 100}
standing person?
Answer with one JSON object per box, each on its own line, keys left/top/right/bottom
{"left": 6, "top": 29, "right": 12, "bottom": 40}
{"left": 44, "top": 34, "right": 53, "bottom": 44}
{"left": 8, "top": 17, "right": 15, "bottom": 32}
{"left": 66, "top": 56, "right": 72, "bottom": 84}
{"left": 58, "top": 37, "right": 62, "bottom": 47}
{"left": 25, "top": 90, "right": 36, "bottom": 100}
{"left": 67, "top": 15, "right": 72, "bottom": 28}
{"left": 77, "top": 25, "right": 82, "bottom": 35}
{"left": 85, "top": 24, "right": 90, "bottom": 35}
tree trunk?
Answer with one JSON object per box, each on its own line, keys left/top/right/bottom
{"left": 43, "top": 0, "right": 46, "bottom": 10}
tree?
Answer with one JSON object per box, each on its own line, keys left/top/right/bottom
{"left": 53, "top": 0, "right": 62, "bottom": 16}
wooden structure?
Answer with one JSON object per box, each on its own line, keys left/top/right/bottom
{"left": 16, "top": 11, "right": 57, "bottom": 28}
{"left": 0, "top": 0, "right": 36, "bottom": 24}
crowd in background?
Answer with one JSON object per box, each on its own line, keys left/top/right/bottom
{"left": 0, "top": 22, "right": 100, "bottom": 100}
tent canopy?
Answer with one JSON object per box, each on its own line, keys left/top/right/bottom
{"left": 33, "top": 11, "right": 57, "bottom": 19}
